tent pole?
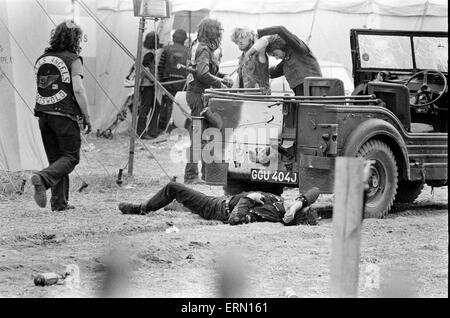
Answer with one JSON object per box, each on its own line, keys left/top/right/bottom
{"left": 75, "top": 0, "right": 182, "bottom": 111}
{"left": 128, "top": 17, "right": 146, "bottom": 177}
{"left": 188, "top": 11, "right": 191, "bottom": 47}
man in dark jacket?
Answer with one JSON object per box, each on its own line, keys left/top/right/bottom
{"left": 244, "top": 25, "right": 322, "bottom": 96}
{"left": 118, "top": 182, "right": 319, "bottom": 226}
{"left": 157, "top": 29, "right": 190, "bottom": 133}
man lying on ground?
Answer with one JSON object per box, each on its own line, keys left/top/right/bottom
{"left": 118, "top": 182, "right": 320, "bottom": 226}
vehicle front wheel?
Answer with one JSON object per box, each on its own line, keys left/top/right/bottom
{"left": 357, "top": 140, "right": 398, "bottom": 218}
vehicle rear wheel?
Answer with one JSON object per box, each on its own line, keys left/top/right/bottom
{"left": 357, "top": 140, "right": 398, "bottom": 218}
{"left": 395, "top": 180, "right": 424, "bottom": 203}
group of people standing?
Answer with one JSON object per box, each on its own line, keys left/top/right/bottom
{"left": 132, "top": 18, "right": 324, "bottom": 184}
{"left": 182, "top": 19, "right": 323, "bottom": 184}
{"left": 30, "top": 17, "right": 322, "bottom": 213}
{"left": 135, "top": 28, "right": 190, "bottom": 139}
{"left": 119, "top": 19, "right": 326, "bottom": 225}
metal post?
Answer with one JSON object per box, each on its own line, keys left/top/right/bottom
{"left": 188, "top": 11, "right": 191, "bottom": 47}
{"left": 128, "top": 17, "right": 146, "bottom": 177}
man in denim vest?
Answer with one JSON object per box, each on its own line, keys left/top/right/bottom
{"left": 31, "top": 20, "right": 91, "bottom": 211}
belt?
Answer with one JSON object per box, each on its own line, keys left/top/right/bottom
{"left": 272, "top": 201, "right": 285, "bottom": 214}
{"left": 272, "top": 202, "right": 280, "bottom": 213}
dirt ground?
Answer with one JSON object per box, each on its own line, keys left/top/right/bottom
{"left": 0, "top": 133, "right": 447, "bottom": 298}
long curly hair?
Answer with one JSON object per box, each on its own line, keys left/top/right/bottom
{"left": 196, "top": 18, "right": 223, "bottom": 50}
{"left": 143, "top": 31, "right": 161, "bottom": 50}
{"left": 230, "top": 27, "right": 255, "bottom": 45}
{"left": 266, "top": 35, "right": 287, "bottom": 54}
{"left": 45, "top": 20, "right": 83, "bottom": 54}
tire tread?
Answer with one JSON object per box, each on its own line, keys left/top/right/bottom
{"left": 357, "top": 139, "right": 398, "bottom": 218}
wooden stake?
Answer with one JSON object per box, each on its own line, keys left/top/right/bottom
{"left": 330, "top": 157, "right": 365, "bottom": 297}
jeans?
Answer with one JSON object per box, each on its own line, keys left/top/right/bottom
{"left": 158, "top": 82, "right": 184, "bottom": 132}
{"left": 37, "top": 113, "right": 81, "bottom": 210}
{"left": 184, "top": 90, "right": 206, "bottom": 180}
{"left": 137, "top": 86, "right": 161, "bottom": 137}
{"left": 141, "top": 182, "right": 229, "bottom": 221}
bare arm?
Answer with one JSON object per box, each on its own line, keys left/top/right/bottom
{"left": 71, "top": 58, "right": 91, "bottom": 132}
{"left": 71, "top": 58, "right": 90, "bottom": 117}
{"left": 245, "top": 35, "right": 271, "bottom": 59}
{"left": 72, "top": 75, "right": 90, "bottom": 119}
{"left": 257, "top": 50, "right": 267, "bottom": 64}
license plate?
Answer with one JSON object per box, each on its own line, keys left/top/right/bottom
{"left": 250, "top": 169, "right": 298, "bottom": 185}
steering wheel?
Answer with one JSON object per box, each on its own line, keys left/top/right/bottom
{"left": 404, "top": 69, "right": 447, "bottom": 108}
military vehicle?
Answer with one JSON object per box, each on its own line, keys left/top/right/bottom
{"left": 195, "top": 29, "right": 447, "bottom": 218}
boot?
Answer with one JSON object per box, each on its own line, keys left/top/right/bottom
{"left": 118, "top": 202, "right": 144, "bottom": 215}
{"left": 52, "top": 204, "right": 76, "bottom": 212}
{"left": 31, "top": 174, "right": 47, "bottom": 208}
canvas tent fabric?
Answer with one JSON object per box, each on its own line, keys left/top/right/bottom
{"left": 0, "top": 0, "right": 50, "bottom": 171}
{"left": 0, "top": 0, "right": 136, "bottom": 171}
{"left": 0, "top": 0, "right": 447, "bottom": 172}
{"left": 77, "top": 0, "right": 450, "bottom": 135}
{"left": 170, "top": 0, "right": 448, "bottom": 16}
{"left": 0, "top": 0, "right": 111, "bottom": 172}
{"left": 169, "top": 0, "right": 448, "bottom": 75}
{"left": 95, "top": 0, "right": 447, "bottom": 114}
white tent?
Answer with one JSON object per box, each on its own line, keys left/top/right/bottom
{"left": 0, "top": 0, "right": 124, "bottom": 171}
{"left": 170, "top": 0, "right": 448, "bottom": 75}
{"left": 0, "top": 0, "right": 447, "bottom": 172}
{"left": 0, "top": 0, "right": 55, "bottom": 172}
